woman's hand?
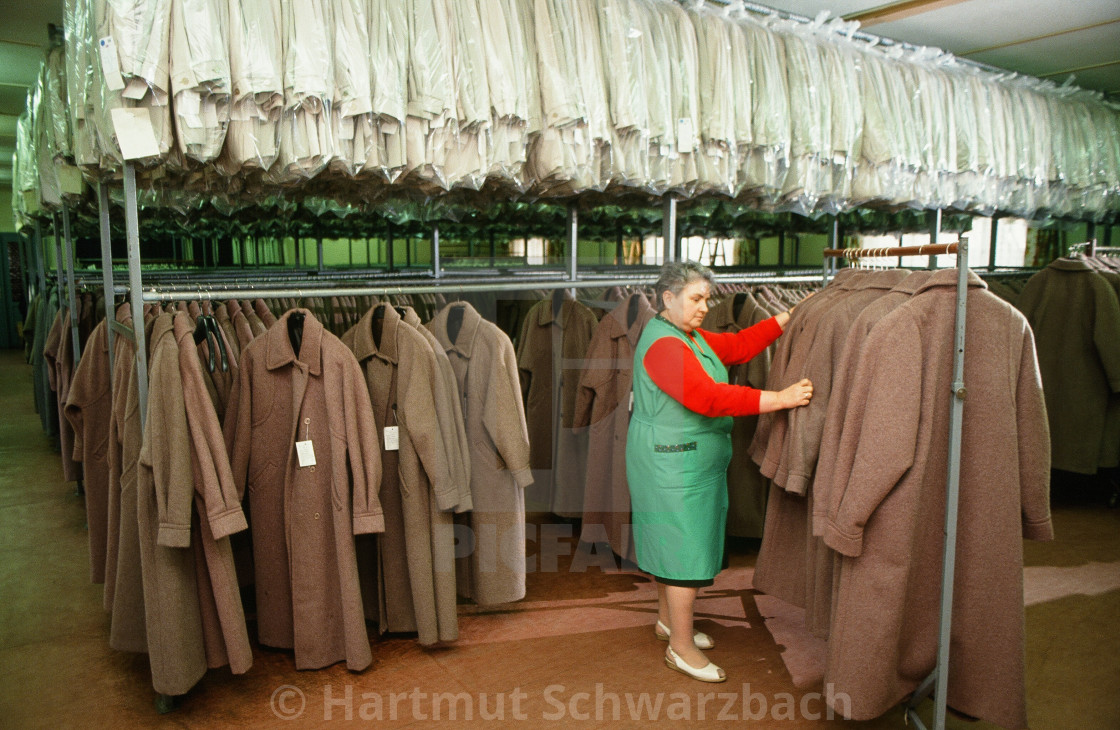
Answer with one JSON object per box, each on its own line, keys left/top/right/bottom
{"left": 757, "top": 378, "right": 814, "bottom": 413}
{"left": 779, "top": 378, "right": 813, "bottom": 409}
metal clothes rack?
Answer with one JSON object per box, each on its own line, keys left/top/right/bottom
{"left": 823, "top": 228, "right": 969, "bottom": 730}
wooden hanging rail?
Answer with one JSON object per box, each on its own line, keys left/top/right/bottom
{"left": 823, "top": 243, "right": 959, "bottom": 259}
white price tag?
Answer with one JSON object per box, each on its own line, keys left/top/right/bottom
{"left": 296, "top": 440, "right": 316, "bottom": 467}
{"left": 383, "top": 426, "right": 400, "bottom": 451}
{"left": 676, "top": 117, "right": 695, "bottom": 151}
{"left": 629, "top": 391, "right": 634, "bottom": 413}
{"left": 98, "top": 37, "right": 126, "bottom": 91}
{"left": 122, "top": 78, "right": 149, "bottom": 101}
{"left": 110, "top": 107, "right": 161, "bottom": 159}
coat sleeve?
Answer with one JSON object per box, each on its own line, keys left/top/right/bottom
{"left": 400, "top": 336, "right": 458, "bottom": 512}
{"left": 1092, "top": 278, "right": 1120, "bottom": 392}
{"left": 344, "top": 355, "right": 385, "bottom": 534}
{"left": 573, "top": 325, "right": 612, "bottom": 429}
{"left": 432, "top": 348, "right": 473, "bottom": 512}
{"left": 1015, "top": 322, "right": 1054, "bottom": 541}
{"left": 484, "top": 335, "right": 534, "bottom": 489}
{"left": 698, "top": 316, "right": 783, "bottom": 365}
{"left": 139, "top": 331, "right": 196, "bottom": 549}
{"left": 823, "top": 313, "right": 922, "bottom": 558}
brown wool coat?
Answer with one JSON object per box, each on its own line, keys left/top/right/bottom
{"left": 400, "top": 306, "right": 473, "bottom": 513}
{"left": 64, "top": 319, "right": 112, "bottom": 583}
{"left": 213, "top": 303, "right": 242, "bottom": 363}
{"left": 703, "top": 292, "right": 774, "bottom": 539}
{"left": 517, "top": 293, "right": 598, "bottom": 517}
{"left": 173, "top": 313, "right": 253, "bottom": 678}
{"left": 572, "top": 292, "right": 655, "bottom": 560}
{"left": 820, "top": 271, "right": 1053, "bottom": 729}
{"left": 225, "top": 299, "right": 256, "bottom": 351}
{"left": 343, "top": 304, "right": 459, "bottom": 645}
{"left": 225, "top": 308, "right": 384, "bottom": 671}
{"left": 427, "top": 302, "right": 533, "bottom": 606}
{"left": 1017, "top": 257, "right": 1120, "bottom": 474}
{"left": 44, "top": 308, "right": 83, "bottom": 482}
{"left": 137, "top": 314, "right": 208, "bottom": 695}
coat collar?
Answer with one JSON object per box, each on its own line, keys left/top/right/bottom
{"left": 608, "top": 292, "right": 655, "bottom": 345}
{"left": 911, "top": 267, "right": 988, "bottom": 296}
{"left": 430, "top": 302, "right": 482, "bottom": 358}
{"left": 890, "top": 269, "right": 935, "bottom": 294}
{"left": 148, "top": 311, "right": 175, "bottom": 356}
{"left": 536, "top": 290, "right": 576, "bottom": 326}
{"left": 351, "top": 304, "right": 401, "bottom": 364}
{"left": 265, "top": 308, "right": 323, "bottom": 375}
{"left": 398, "top": 306, "right": 422, "bottom": 329}
{"left": 1049, "top": 257, "right": 1094, "bottom": 272}
{"left": 226, "top": 299, "right": 242, "bottom": 318}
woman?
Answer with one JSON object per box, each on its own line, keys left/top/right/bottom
{"left": 626, "top": 260, "right": 812, "bottom": 683}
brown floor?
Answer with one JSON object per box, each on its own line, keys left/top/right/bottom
{"left": 1, "top": 347, "right": 1118, "bottom": 729}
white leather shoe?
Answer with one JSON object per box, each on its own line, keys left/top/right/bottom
{"left": 664, "top": 645, "right": 726, "bottom": 683}
{"left": 655, "top": 620, "right": 714, "bottom": 650}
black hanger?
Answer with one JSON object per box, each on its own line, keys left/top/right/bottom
{"left": 733, "top": 292, "right": 749, "bottom": 322}
{"left": 288, "top": 311, "right": 305, "bottom": 356}
{"left": 192, "top": 315, "right": 229, "bottom": 373}
{"left": 447, "top": 305, "right": 464, "bottom": 344}
{"left": 627, "top": 292, "right": 641, "bottom": 328}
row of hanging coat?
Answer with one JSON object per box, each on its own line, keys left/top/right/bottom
{"left": 748, "top": 266, "right": 1053, "bottom": 728}
{"left": 58, "top": 290, "right": 535, "bottom": 696}
{"left": 1016, "top": 251, "right": 1120, "bottom": 477}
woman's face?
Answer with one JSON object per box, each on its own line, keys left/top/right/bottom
{"left": 662, "top": 278, "right": 711, "bottom": 333}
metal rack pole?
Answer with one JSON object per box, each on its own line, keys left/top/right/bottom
{"left": 62, "top": 206, "right": 82, "bottom": 365}
{"left": 987, "top": 217, "right": 999, "bottom": 271}
{"left": 123, "top": 164, "right": 149, "bottom": 430}
{"left": 432, "top": 225, "right": 442, "bottom": 279}
{"left": 662, "top": 195, "right": 678, "bottom": 264}
{"left": 32, "top": 219, "right": 54, "bottom": 434}
{"left": 98, "top": 183, "right": 116, "bottom": 376}
{"left": 52, "top": 213, "right": 64, "bottom": 312}
{"left": 567, "top": 205, "right": 578, "bottom": 284}
{"left": 928, "top": 209, "right": 942, "bottom": 269}
{"left": 906, "top": 231, "right": 970, "bottom": 730}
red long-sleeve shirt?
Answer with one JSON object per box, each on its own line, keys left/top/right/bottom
{"left": 642, "top": 316, "right": 783, "bottom": 417}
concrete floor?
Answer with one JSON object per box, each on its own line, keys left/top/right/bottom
{"left": 1, "top": 348, "right": 1118, "bottom": 729}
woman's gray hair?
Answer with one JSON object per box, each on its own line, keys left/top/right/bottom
{"left": 654, "top": 260, "right": 714, "bottom": 310}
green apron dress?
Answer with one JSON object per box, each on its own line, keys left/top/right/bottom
{"left": 626, "top": 315, "right": 733, "bottom": 582}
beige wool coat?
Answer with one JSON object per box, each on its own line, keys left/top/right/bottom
{"left": 1017, "top": 257, "right": 1120, "bottom": 474}
{"left": 225, "top": 308, "right": 384, "bottom": 671}
{"left": 173, "top": 312, "right": 253, "bottom": 679}
{"left": 64, "top": 319, "right": 113, "bottom": 583}
{"left": 820, "top": 271, "right": 1053, "bottom": 729}
{"left": 517, "top": 293, "right": 598, "bottom": 516}
{"left": 572, "top": 292, "right": 655, "bottom": 560}
{"left": 342, "top": 304, "right": 460, "bottom": 645}
{"left": 400, "top": 306, "right": 473, "bottom": 513}
{"left": 428, "top": 302, "right": 533, "bottom": 606}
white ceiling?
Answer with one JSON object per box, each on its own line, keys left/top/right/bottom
{"left": 0, "top": 0, "right": 1117, "bottom": 187}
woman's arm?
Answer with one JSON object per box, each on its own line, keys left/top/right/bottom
{"left": 698, "top": 314, "right": 786, "bottom": 366}
{"left": 644, "top": 337, "right": 813, "bottom": 417}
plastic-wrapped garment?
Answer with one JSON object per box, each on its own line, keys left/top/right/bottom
{"left": 1095, "top": 103, "right": 1120, "bottom": 215}
{"left": 442, "top": 0, "right": 492, "bottom": 191}
{"left": 14, "top": 109, "right": 39, "bottom": 224}
{"left": 687, "top": 5, "right": 737, "bottom": 196}
{"left": 648, "top": 0, "right": 698, "bottom": 194}
{"left": 274, "top": 0, "right": 336, "bottom": 182}
{"left": 90, "top": 0, "right": 174, "bottom": 167}
{"left": 478, "top": 0, "right": 534, "bottom": 186}
{"left": 741, "top": 16, "right": 789, "bottom": 203}
{"left": 597, "top": 0, "right": 650, "bottom": 189}
{"left": 781, "top": 27, "right": 831, "bottom": 213}
{"left": 169, "top": 0, "right": 230, "bottom": 164}
{"left": 885, "top": 54, "right": 920, "bottom": 206}
{"left": 818, "top": 37, "right": 862, "bottom": 212}
{"left": 330, "top": 0, "right": 373, "bottom": 178}
{"left": 529, "top": 0, "right": 608, "bottom": 194}
{"left": 947, "top": 68, "right": 978, "bottom": 210}
{"left": 64, "top": 0, "right": 101, "bottom": 169}
{"left": 32, "top": 67, "right": 63, "bottom": 209}
{"left": 364, "top": 0, "right": 407, "bottom": 181}
{"left": 404, "top": 0, "right": 455, "bottom": 188}
{"left": 222, "top": 0, "right": 282, "bottom": 173}
{"left": 44, "top": 44, "right": 73, "bottom": 167}
{"left": 726, "top": 15, "right": 753, "bottom": 196}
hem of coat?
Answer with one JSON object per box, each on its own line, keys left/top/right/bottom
{"left": 1022, "top": 517, "right": 1054, "bottom": 541}
{"left": 510, "top": 466, "right": 534, "bottom": 489}
{"left": 156, "top": 523, "right": 191, "bottom": 549}
{"left": 354, "top": 512, "right": 386, "bottom": 534}
{"left": 209, "top": 508, "right": 249, "bottom": 540}
{"left": 822, "top": 520, "right": 863, "bottom": 557}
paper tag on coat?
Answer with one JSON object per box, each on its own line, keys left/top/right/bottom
{"left": 110, "top": 108, "right": 160, "bottom": 159}
{"left": 383, "top": 426, "right": 400, "bottom": 451}
{"left": 98, "top": 37, "right": 126, "bottom": 91}
{"left": 676, "top": 117, "right": 695, "bottom": 151}
{"left": 629, "top": 391, "right": 634, "bottom": 413}
{"left": 296, "top": 440, "right": 316, "bottom": 467}
{"left": 122, "top": 78, "right": 149, "bottom": 101}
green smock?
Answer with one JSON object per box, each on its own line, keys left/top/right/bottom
{"left": 626, "top": 315, "right": 733, "bottom": 581}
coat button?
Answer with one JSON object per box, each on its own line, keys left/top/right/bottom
{"left": 314, "top": 512, "right": 320, "bottom": 520}
{"left": 310, "top": 466, "right": 316, "bottom": 472}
